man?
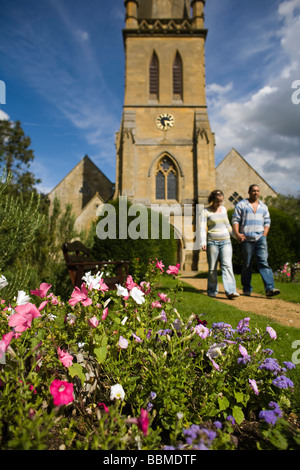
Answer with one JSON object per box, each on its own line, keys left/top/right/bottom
{"left": 232, "top": 184, "right": 280, "bottom": 297}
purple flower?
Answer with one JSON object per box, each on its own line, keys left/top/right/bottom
{"left": 269, "top": 401, "right": 283, "bottom": 417}
{"left": 226, "top": 415, "right": 236, "bottom": 425}
{"left": 238, "top": 355, "right": 251, "bottom": 365}
{"left": 283, "top": 361, "right": 296, "bottom": 370}
{"left": 214, "top": 421, "right": 222, "bottom": 429}
{"left": 132, "top": 332, "right": 143, "bottom": 343}
{"left": 237, "top": 317, "right": 250, "bottom": 333}
{"left": 272, "top": 375, "right": 294, "bottom": 389}
{"left": 259, "top": 357, "right": 281, "bottom": 374}
{"left": 259, "top": 410, "right": 278, "bottom": 425}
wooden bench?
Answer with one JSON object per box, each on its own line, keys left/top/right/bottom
{"left": 62, "top": 241, "right": 129, "bottom": 290}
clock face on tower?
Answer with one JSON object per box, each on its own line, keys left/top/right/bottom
{"left": 156, "top": 113, "right": 175, "bottom": 130}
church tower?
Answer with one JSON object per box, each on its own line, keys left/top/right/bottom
{"left": 115, "top": 0, "right": 215, "bottom": 270}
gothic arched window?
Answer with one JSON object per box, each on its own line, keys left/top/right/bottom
{"left": 149, "top": 51, "right": 159, "bottom": 99}
{"left": 173, "top": 52, "right": 183, "bottom": 99}
{"left": 155, "top": 157, "right": 177, "bottom": 200}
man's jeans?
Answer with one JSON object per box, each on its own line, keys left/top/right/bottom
{"left": 241, "top": 235, "right": 275, "bottom": 294}
{"left": 207, "top": 240, "right": 237, "bottom": 296}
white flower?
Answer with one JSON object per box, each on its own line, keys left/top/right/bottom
{"left": 206, "top": 342, "right": 227, "bottom": 359}
{"left": 110, "top": 384, "right": 125, "bottom": 401}
{"left": 115, "top": 284, "right": 129, "bottom": 297}
{"left": 82, "top": 271, "right": 103, "bottom": 289}
{"left": 0, "top": 275, "right": 8, "bottom": 290}
{"left": 16, "top": 290, "right": 31, "bottom": 305}
{"left": 118, "top": 336, "right": 128, "bottom": 349}
{"left": 67, "top": 313, "right": 77, "bottom": 325}
{"left": 194, "top": 324, "right": 209, "bottom": 339}
{"left": 130, "top": 286, "right": 145, "bottom": 304}
{"left": 121, "top": 316, "right": 128, "bottom": 325}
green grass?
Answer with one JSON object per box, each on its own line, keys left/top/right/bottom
{"left": 159, "top": 275, "right": 300, "bottom": 412}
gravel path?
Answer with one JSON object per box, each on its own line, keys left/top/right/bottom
{"left": 181, "top": 275, "right": 300, "bottom": 329}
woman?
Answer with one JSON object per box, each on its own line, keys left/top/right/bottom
{"left": 200, "top": 190, "right": 239, "bottom": 299}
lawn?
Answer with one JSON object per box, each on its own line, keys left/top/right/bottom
{"left": 159, "top": 274, "right": 300, "bottom": 414}
{"left": 234, "top": 273, "right": 300, "bottom": 304}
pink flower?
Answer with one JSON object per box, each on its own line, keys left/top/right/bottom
{"left": 50, "top": 379, "right": 74, "bottom": 406}
{"left": 157, "top": 292, "right": 170, "bottom": 302}
{"left": 101, "top": 307, "right": 109, "bottom": 321}
{"left": 140, "top": 281, "right": 151, "bottom": 294}
{"left": 98, "top": 278, "right": 109, "bottom": 293}
{"left": 155, "top": 260, "right": 165, "bottom": 272}
{"left": 1, "top": 331, "right": 14, "bottom": 351}
{"left": 30, "top": 283, "right": 52, "bottom": 298}
{"left": 8, "top": 303, "right": 41, "bottom": 333}
{"left": 127, "top": 409, "right": 149, "bottom": 436}
{"left": 126, "top": 275, "right": 137, "bottom": 291}
{"left": 266, "top": 326, "right": 277, "bottom": 340}
{"left": 88, "top": 316, "right": 99, "bottom": 328}
{"left": 57, "top": 347, "right": 73, "bottom": 368}
{"left": 151, "top": 301, "right": 162, "bottom": 308}
{"left": 68, "top": 283, "right": 93, "bottom": 307}
{"left": 239, "top": 344, "right": 248, "bottom": 357}
{"left": 249, "top": 378, "right": 259, "bottom": 395}
{"left": 166, "top": 263, "right": 180, "bottom": 275}
{"left": 137, "top": 409, "right": 149, "bottom": 436}
{"left": 47, "top": 293, "right": 59, "bottom": 305}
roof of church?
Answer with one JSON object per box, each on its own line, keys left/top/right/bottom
{"left": 216, "top": 148, "right": 277, "bottom": 195}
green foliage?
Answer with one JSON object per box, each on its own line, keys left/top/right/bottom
{"left": 91, "top": 198, "right": 177, "bottom": 281}
{"left": 0, "top": 120, "right": 41, "bottom": 193}
{"left": 228, "top": 207, "right": 300, "bottom": 273}
{"left": 0, "top": 171, "right": 44, "bottom": 299}
{"left": 0, "top": 262, "right": 299, "bottom": 450}
{"left": 15, "top": 196, "right": 81, "bottom": 299}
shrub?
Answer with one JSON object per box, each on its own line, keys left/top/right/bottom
{"left": 0, "top": 262, "right": 299, "bottom": 450}
{"left": 91, "top": 198, "right": 177, "bottom": 281}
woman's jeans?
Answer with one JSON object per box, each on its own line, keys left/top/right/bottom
{"left": 241, "top": 235, "right": 275, "bottom": 294}
{"left": 207, "top": 240, "right": 236, "bottom": 297}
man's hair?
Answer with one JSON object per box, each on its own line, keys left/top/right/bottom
{"left": 248, "top": 184, "right": 260, "bottom": 192}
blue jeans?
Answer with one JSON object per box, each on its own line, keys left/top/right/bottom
{"left": 207, "top": 240, "right": 237, "bottom": 297}
{"left": 241, "top": 236, "right": 275, "bottom": 294}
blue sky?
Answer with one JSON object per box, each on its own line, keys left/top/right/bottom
{"left": 0, "top": 0, "right": 300, "bottom": 196}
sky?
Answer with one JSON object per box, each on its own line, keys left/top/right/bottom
{"left": 0, "top": 0, "right": 300, "bottom": 196}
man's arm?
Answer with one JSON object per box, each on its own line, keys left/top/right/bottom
{"left": 232, "top": 204, "right": 246, "bottom": 243}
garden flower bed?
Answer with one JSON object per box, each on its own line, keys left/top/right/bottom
{"left": 0, "top": 261, "right": 299, "bottom": 450}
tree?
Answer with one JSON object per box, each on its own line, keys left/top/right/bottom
{"left": 0, "top": 120, "right": 41, "bottom": 194}
{"left": 265, "top": 193, "right": 300, "bottom": 227}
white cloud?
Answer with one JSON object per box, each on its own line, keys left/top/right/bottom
{"left": 0, "top": 110, "right": 9, "bottom": 120}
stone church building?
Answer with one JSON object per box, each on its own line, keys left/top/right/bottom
{"left": 48, "top": 0, "right": 277, "bottom": 271}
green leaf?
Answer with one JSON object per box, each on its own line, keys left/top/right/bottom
{"left": 234, "top": 391, "right": 244, "bottom": 403}
{"left": 232, "top": 406, "right": 244, "bottom": 425}
{"left": 218, "top": 396, "right": 230, "bottom": 411}
{"left": 94, "top": 346, "right": 107, "bottom": 364}
{"left": 69, "top": 363, "right": 86, "bottom": 386}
